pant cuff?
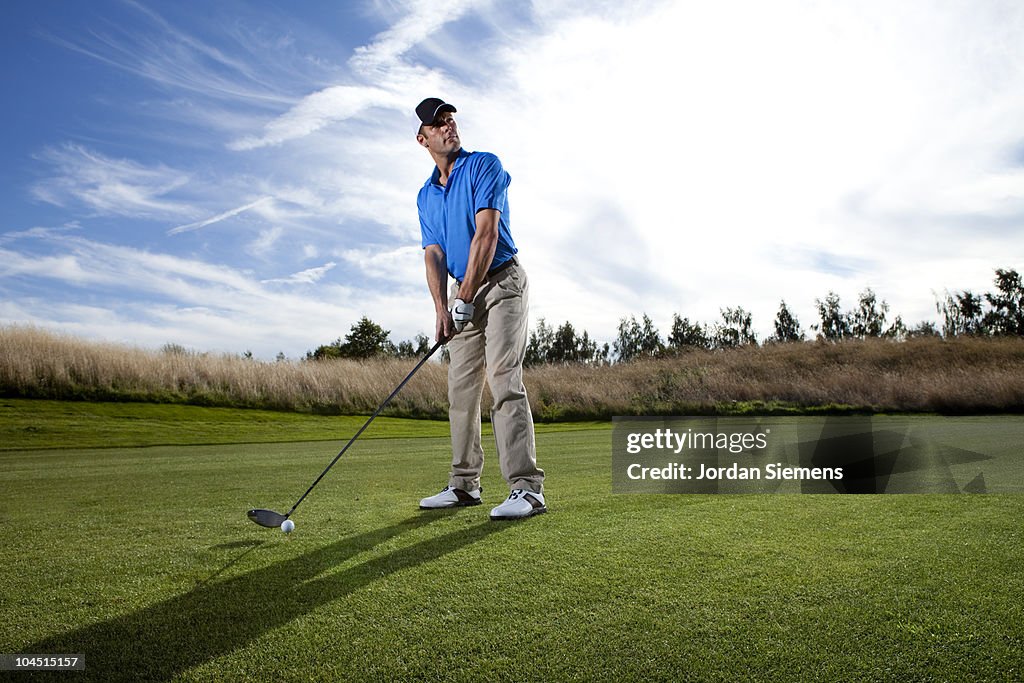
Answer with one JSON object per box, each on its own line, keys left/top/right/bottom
{"left": 449, "top": 476, "right": 481, "bottom": 492}
{"left": 509, "top": 479, "right": 543, "bottom": 494}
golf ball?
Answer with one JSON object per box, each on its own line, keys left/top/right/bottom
{"left": 281, "top": 519, "right": 295, "bottom": 534}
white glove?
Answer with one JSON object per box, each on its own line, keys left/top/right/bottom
{"left": 451, "top": 298, "right": 475, "bottom": 332}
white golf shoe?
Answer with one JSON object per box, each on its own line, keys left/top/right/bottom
{"left": 489, "top": 489, "right": 547, "bottom": 520}
{"left": 419, "top": 485, "right": 482, "bottom": 509}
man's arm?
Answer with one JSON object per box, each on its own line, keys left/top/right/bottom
{"left": 424, "top": 244, "right": 454, "bottom": 343}
{"left": 455, "top": 208, "right": 501, "bottom": 302}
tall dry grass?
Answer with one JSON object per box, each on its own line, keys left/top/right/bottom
{"left": 0, "top": 326, "right": 448, "bottom": 417}
{"left": 527, "top": 336, "right": 1024, "bottom": 418}
{"left": 2, "top": 325, "right": 1023, "bottom": 419}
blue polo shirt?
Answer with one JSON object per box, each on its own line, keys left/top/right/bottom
{"left": 418, "top": 149, "right": 517, "bottom": 282}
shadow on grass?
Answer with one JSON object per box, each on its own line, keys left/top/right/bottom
{"left": 209, "top": 540, "right": 264, "bottom": 551}
{"left": 196, "top": 540, "right": 269, "bottom": 587}
{"left": 26, "top": 512, "right": 507, "bottom": 682}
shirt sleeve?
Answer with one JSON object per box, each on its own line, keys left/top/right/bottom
{"left": 472, "top": 153, "right": 511, "bottom": 215}
{"left": 418, "top": 188, "right": 440, "bottom": 249}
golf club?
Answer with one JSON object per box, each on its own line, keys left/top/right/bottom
{"left": 247, "top": 340, "right": 443, "bottom": 528}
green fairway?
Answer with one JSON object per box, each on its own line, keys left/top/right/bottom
{"left": 0, "top": 399, "right": 465, "bottom": 451}
{"left": 1, "top": 405, "right": 1022, "bottom": 681}
{"left": 0, "top": 399, "right": 606, "bottom": 451}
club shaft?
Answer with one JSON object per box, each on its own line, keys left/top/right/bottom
{"left": 285, "top": 341, "right": 443, "bottom": 517}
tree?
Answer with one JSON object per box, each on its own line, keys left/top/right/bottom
{"left": 526, "top": 319, "right": 608, "bottom": 366}
{"left": 307, "top": 317, "right": 396, "bottom": 360}
{"left": 341, "top": 317, "right": 395, "bottom": 358}
{"left": 551, "top": 322, "right": 604, "bottom": 363}
{"left": 308, "top": 341, "right": 342, "bottom": 360}
{"left": 882, "top": 315, "right": 907, "bottom": 341}
{"left": 550, "top": 322, "right": 578, "bottom": 362}
{"left": 396, "top": 334, "right": 431, "bottom": 358}
{"left": 667, "top": 314, "right": 711, "bottom": 351}
{"left": 813, "top": 291, "right": 850, "bottom": 341}
{"left": 906, "top": 321, "right": 940, "bottom": 338}
{"left": 769, "top": 300, "right": 803, "bottom": 343}
{"left": 849, "top": 288, "right": 889, "bottom": 339}
{"left": 937, "top": 290, "right": 986, "bottom": 337}
{"left": 525, "top": 318, "right": 555, "bottom": 366}
{"left": 162, "top": 342, "right": 190, "bottom": 356}
{"left": 983, "top": 268, "right": 1024, "bottom": 336}
{"left": 713, "top": 307, "right": 756, "bottom": 349}
{"left": 614, "top": 314, "right": 663, "bottom": 362}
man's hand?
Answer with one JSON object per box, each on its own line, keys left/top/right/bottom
{"left": 425, "top": 245, "right": 453, "bottom": 344}
{"left": 451, "top": 298, "right": 475, "bottom": 332}
{"left": 435, "top": 309, "right": 455, "bottom": 344}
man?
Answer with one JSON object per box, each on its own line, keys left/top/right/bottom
{"left": 413, "top": 97, "right": 546, "bottom": 521}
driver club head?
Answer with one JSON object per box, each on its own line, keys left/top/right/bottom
{"left": 247, "top": 508, "right": 289, "bottom": 528}
{"left": 244, "top": 342, "right": 442, "bottom": 534}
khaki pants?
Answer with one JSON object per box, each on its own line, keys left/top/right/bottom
{"left": 447, "top": 262, "right": 544, "bottom": 494}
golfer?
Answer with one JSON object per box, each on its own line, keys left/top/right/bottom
{"left": 413, "top": 97, "right": 546, "bottom": 520}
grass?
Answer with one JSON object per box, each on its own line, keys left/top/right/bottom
{"left": 0, "top": 399, "right": 450, "bottom": 451}
{"left": 0, "top": 399, "right": 605, "bottom": 451}
{"left": 1, "top": 403, "right": 1022, "bottom": 681}
{"left": 5, "top": 325, "right": 1024, "bottom": 418}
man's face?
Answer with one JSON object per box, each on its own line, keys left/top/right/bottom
{"left": 418, "top": 113, "right": 460, "bottom": 154}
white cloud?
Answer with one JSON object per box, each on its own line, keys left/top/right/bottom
{"left": 0, "top": 233, "right": 431, "bottom": 357}
{"left": 168, "top": 196, "right": 274, "bottom": 235}
{"left": 261, "top": 261, "right": 337, "bottom": 285}
{"left": 246, "top": 226, "right": 285, "bottom": 257}
{"left": 32, "top": 144, "right": 193, "bottom": 219}
{"left": 228, "top": 85, "right": 403, "bottom": 150}
{"left": 338, "top": 245, "right": 423, "bottom": 284}
{"left": 349, "top": 0, "right": 485, "bottom": 73}
{"left": 227, "top": 0, "right": 488, "bottom": 150}
{"left": 0, "top": 248, "right": 100, "bottom": 284}
{"left": 42, "top": 5, "right": 298, "bottom": 107}
{"left": 0, "top": 222, "right": 81, "bottom": 243}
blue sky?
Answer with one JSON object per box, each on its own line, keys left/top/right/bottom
{"left": 3, "top": 0, "right": 1024, "bottom": 358}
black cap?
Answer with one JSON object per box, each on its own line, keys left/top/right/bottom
{"left": 416, "top": 97, "right": 457, "bottom": 125}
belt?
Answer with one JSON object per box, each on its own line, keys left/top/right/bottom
{"left": 455, "top": 256, "right": 518, "bottom": 286}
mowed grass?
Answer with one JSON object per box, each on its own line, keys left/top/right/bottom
{"left": 0, "top": 399, "right": 605, "bottom": 451}
{"left": 1, "top": 406, "right": 1022, "bottom": 682}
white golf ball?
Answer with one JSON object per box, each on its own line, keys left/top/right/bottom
{"left": 281, "top": 519, "right": 295, "bottom": 534}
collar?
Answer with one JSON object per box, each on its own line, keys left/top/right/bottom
{"left": 429, "top": 148, "right": 472, "bottom": 186}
